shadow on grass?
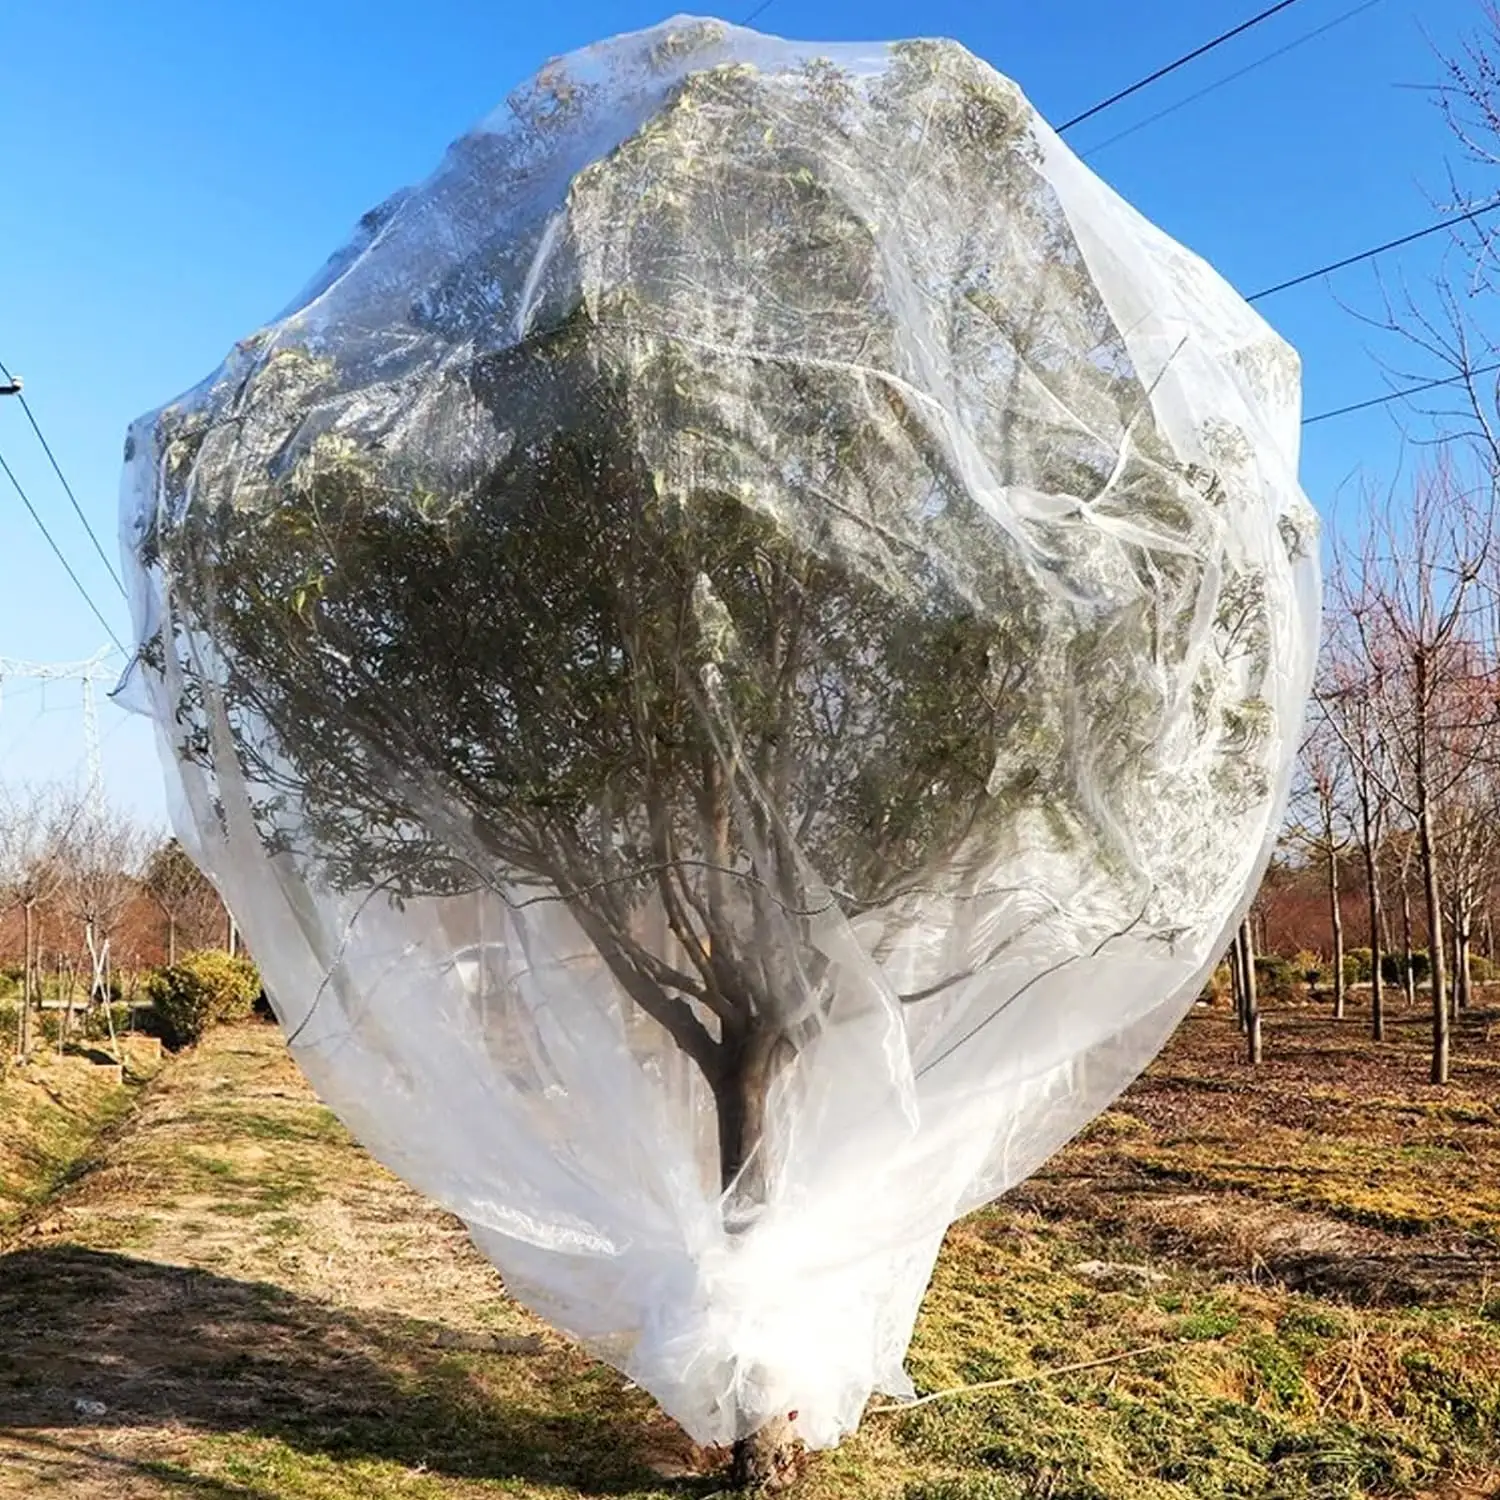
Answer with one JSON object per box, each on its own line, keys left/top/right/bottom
{"left": 0, "top": 1245, "right": 716, "bottom": 1495}
{"left": 1, "top": 1429, "right": 288, "bottom": 1499}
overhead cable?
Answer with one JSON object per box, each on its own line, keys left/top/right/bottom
{"left": 1081, "top": 0, "right": 1384, "bottom": 158}
{"left": 0, "top": 444, "right": 126, "bottom": 651}
{"left": 1058, "top": 0, "right": 1308, "bottom": 132}
{"left": 1302, "top": 361, "right": 1500, "bottom": 426}
{"left": 0, "top": 354, "right": 127, "bottom": 598}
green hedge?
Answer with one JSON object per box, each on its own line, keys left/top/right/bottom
{"left": 146, "top": 950, "right": 262, "bottom": 1050}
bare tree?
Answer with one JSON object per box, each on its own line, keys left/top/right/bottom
{"left": 1337, "top": 460, "right": 1496, "bottom": 1083}
{"left": 1291, "top": 710, "right": 1354, "bottom": 1019}
{"left": 1322, "top": 588, "right": 1400, "bottom": 1039}
{"left": 1433, "top": 732, "right": 1500, "bottom": 1018}
{"left": 0, "top": 784, "right": 81, "bottom": 1057}
{"left": 1392, "top": 823, "right": 1422, "bottom": 1011}
{"left": 60, "top": 806, "right": 146, "bottom": 1044}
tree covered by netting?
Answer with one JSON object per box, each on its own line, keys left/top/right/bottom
{"left": 120, "top": 16, "right": 1319, "bottom": 1455}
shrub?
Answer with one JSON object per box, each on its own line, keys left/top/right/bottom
{"left": 1291, "top": 948, "right": 1327, "bottom": 990}
{"left": 1254, "top": 954, "right": 1296, "bottom": 999}
{"left": 147, "top": 950, "right": 263, "bottom": 1049}
{"left": 1382, "top": 949, "right": 1430, "bottom": 987}
{"left": 1201, "top": 960, "right": 1233, "bottom": 1003}
{"left": 1469, "top": 953, "right": 1495, "bottom": 985}
{"left": 1344, "top": 947, "right": 1373, "bottom": 984}
{"left": 80, "top": 1001, "right": 133, "bottom": 1044}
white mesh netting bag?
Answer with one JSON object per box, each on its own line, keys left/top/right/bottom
{"left": 119, "top": 16, "right": 1320, "bottom": 1452}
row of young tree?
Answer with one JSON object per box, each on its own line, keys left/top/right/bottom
{"left": 1238, "top": 4, "right": 1500, "bottom": 1088}
{"left": 1274, "top": 452, "right": 1500, "bottom": 1086}
{"left": 0, "top": 782, "right": 229, "bottom": 1058}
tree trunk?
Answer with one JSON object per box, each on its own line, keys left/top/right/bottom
{"left": 168, "top": 913, "right": 178, "bottom": 968}
{"left": 1328, "top": 847, "right": 1345, "bottom": 1020}
{"left": 730, "top": 1416, "right": 800, "bottom": 1493}
{"left": 18, "top": 901, "right": 36, "bottom": 1058}
{"left": 716, "top": 1025, "right": 804, "bottom": 1492}
{"left": 1401, "top": 884, "right": 1417, "bottom": 1009}
{"left": 1417, "top": 800, "right": 1449, "bottom": 1085}
{"left": 1231, "top": 931, "right": 1247, "bottom": 1032}
{"left": 1363, "top": 826, "right": 1385, "bottom": 1043}
{"left": 1456, "top": 907, "right": 1472, "bottom": 1015}
{"left": 1240, "top": 919, "right": 1261, "bottom": 1065}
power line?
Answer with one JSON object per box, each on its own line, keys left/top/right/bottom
{"left": 1302, "top": 361, "right": 1500, "bottom": 426}
{"left": 741, "top": 0, "right": 775, "bottom": 24}
{"left": 1247, "top": 196, "right": 1500, "bottom": 302}
{"left": 1058, "top": 0, "right": 1308, "bottom": 133}
{"left": 1082, "top": 0, "right": 1384, "bottom": 159}
{"left": 0, "top": 355, "right": 127, "bottom": 599}
{"left": 0, "top": 443, "right": 126, "bottom": 651}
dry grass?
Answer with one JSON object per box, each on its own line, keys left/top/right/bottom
{"left": 1016, "top": 997, "right": 1500, "bottom": 1306}
{"left": 0, "top": 1036, "right": 161, "bottom": 1231}
{"left": 5, "top": 1003, "right": 1500, "bottom": 1497}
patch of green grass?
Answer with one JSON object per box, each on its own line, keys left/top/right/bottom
{"left": 204, "top": 1104, "right": 347, "bottom": 1147}
{"left": 1176, "top": 1308, "right": 1241, "bottom": 1341}
{"left": 878, "top": 1218, "right": 1500, "bottom": 1500}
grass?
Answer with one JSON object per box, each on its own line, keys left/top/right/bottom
{"left": 4, "top": 997, "right": 1500, "bottom": 1497}
{"left": 0, "top": 1032, "right": 161, "bottom": 1230}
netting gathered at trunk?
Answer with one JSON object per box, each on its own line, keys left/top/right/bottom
{"left": 118, "top": 15, "right": 1320, "bottom": 1451}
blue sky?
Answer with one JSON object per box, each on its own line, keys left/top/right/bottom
{"left": 0, "top": 0, "right": 1488, "bottom": 825}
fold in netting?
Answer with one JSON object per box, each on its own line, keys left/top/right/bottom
{"left": 118, "top": 14, "right": 1319, "bottom": 1451}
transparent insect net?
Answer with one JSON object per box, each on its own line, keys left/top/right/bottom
{"left": 119, "top": 15, "right": 1320, "bottom": 1450}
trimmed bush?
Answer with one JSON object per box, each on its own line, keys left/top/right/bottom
{"left": 147, "top": 950, "right": 262, "bottom": 1050}
{"left": 1469, "top": 954, "right": 1495, "bottom": 985}
{"left": 1344, "top": 947, "right": 1373, "bottom": 985}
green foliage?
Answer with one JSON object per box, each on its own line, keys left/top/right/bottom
{"left": 79, "top": 1002, "right": 132, "bottom": 1045}
{"left": 1291, "top": 948, "right": 1327, "bottom": 989}
{"left": 1344, "top": 947, "right": 1372, "bottom": 984}
{"left": 1469, "top": 953, "right": 1494, "bottom": 985}
{"left": 1177, "top": 1308, "right": 1241, "bottom": 1341}
{"left": 1240, "top": 1331, "right": 1310, "bottom": 1410}
{"left": 1254, "top": 954, "right": 1296, "bottom": 999}
{"left": 138, "top": 32, "right": 1288, "bottom": 1110}
{"left": 147, "top": 950, "right": 262, "bottom": 1050}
